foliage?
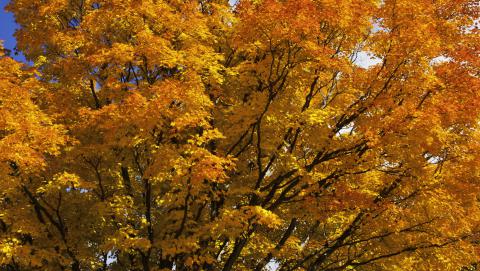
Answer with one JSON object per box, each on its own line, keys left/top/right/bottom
{"left": 1, "top": 0, "right": 479, "bottom": 270}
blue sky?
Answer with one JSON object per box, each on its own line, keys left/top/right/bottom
{"left": 0, "top": 0, "right": 25, "bottom": 62}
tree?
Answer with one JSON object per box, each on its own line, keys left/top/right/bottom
{"left": 1, "top": 0, "right": 479, "bottom": 270}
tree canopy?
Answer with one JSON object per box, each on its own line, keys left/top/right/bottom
{"left": 1, "top": 0, "right": 480, "bottom": 270}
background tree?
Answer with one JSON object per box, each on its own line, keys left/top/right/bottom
{"left": 1, "top": 0, "right": 479, "bottom": 270}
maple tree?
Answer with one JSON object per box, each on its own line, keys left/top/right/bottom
{"left": 1, "top": 0, "right": 479, "bottom": 270}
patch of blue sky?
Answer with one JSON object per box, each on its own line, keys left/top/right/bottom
{"left": 0, "top": 0, "right": 25, "bottom": 62}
